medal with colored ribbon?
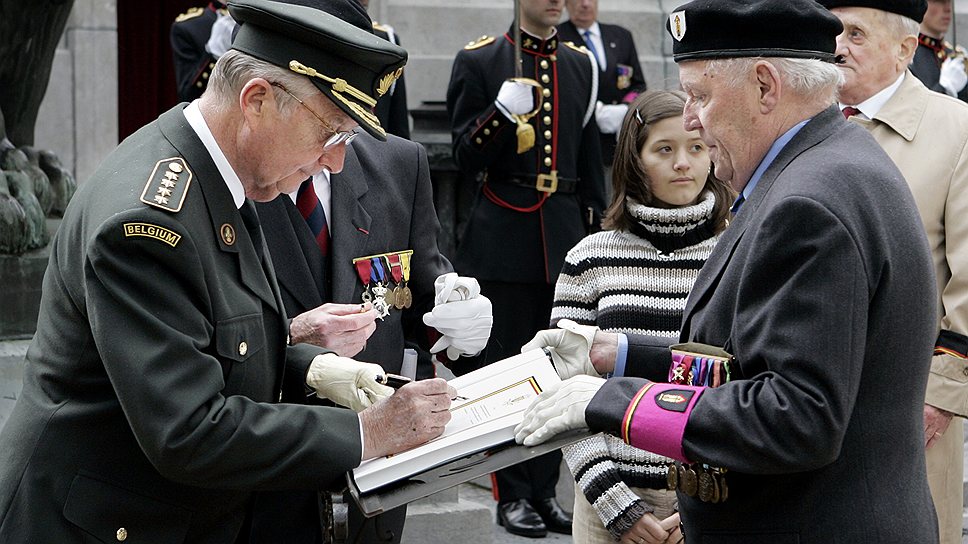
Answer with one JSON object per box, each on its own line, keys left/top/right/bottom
{"left": 385, "top": 253, "right": 406, "bottom": 309}
{"left": 397, "top": 250, "right": 413, "bottom": 309}
{"left": 352, "top": 256, "right": 389, "bottom": 320}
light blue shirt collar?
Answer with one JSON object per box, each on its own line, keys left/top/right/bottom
{"left": 731, "top": 118, "right": 810, "bottom": 214}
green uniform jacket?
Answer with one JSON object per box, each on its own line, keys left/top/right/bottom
{"left": 0, "top": 105, "right": 362, "bottom": 543}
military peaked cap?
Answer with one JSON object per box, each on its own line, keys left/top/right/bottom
{"left": 228, "top": 0, "right": 407, "bottom": 139}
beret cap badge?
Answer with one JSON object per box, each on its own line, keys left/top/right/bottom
{"left": 670, "top": 11, "right": 686, "bottom": 42}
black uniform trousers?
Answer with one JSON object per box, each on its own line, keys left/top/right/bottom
{"left": 480, "top": 280, "right": 561, "bottom": 502}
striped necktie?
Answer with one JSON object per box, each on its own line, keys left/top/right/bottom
{"left": 295, "top": 178, "right": 330, "bottom": 256}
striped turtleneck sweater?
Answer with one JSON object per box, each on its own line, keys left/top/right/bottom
{"left": 554, "top": 191, "right": 721, "bottom": 539}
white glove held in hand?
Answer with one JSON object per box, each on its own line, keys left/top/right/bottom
{"left": 940, "top": 56, "right": 968, "bottom": 96}
{"left": 422, "top": 273, "right": 493, "bottom": 359}
{"left": 595, "top": 102, "right": 629, "bottom": 134}
{"left": 514, "top": 375, "right": 605, "bottom": 446}
{"left": 205, "top": 12, "right": 236, "bottom": 58}
{"left": 306, "top": 353, "right": 393, "bottom": 412}
{"left": 521, "top": 319, "right": 600, "bottom": 380}
{"left": 495, "top": 79, "right": 535, "bottom": 119}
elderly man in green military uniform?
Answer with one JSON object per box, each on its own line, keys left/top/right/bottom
{"left": 0, "top": 1, "right": 455, "bottom": 542}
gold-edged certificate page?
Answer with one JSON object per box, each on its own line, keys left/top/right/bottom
{"left": 349, "top": 349, "right": 560, "bottom": 493}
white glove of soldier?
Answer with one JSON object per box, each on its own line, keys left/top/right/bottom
{"left": 495, "top": 79, "right": 536, "bottom": 120}
{"left": 306, "top": 353, "right": 393, "bottom": 412}
{"left": 205, "top": 12, "right": 236, "bottom": 59}
{"left": 521, "top": 319, "right": 600, "bottom": 380}
{"left": 422, "top": 273, "right": 493, "bottom": 360}
{"left": 595, "top": 102, "right": 629, "bottom": 134}
{"left": 940, "top": 56, "right": 968, "bottom": 96}
{"left": 514, "top": 375, "right": 605, "bottom": 446}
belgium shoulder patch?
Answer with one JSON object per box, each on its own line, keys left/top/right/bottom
{"left": 141, "top": 157, "right": 193, "bottom": 213}
{"left": 122, "top": 222, "right": 182, "bottom": 248}
{"left": 175, "top": 6, "right": 204, "bottom": 23}
{"left": 464, "top": 36, "right": 495, "bottom": 50}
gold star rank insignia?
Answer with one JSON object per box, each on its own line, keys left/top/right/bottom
{"left": 141, "top": 157, "right": 192, "bottom": 213}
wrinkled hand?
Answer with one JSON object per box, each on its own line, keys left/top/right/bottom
{"left": 595, "top": 102, "right": 629, "bottom": 134}
{"left": 621, "top": 512, "right": 672, "bottom": 544}
{"left": 422, "top": 273, "right": 492, "bottom": 359}
{"left": 514, "top": 375, "right": 605, "bottom": 446}
{"left": 522, "top": 319, "right": 602, "bottom": 379}
{"left": 924, "top": 403, "right": 954, "bottom": 449}
{"left": 659, "top": 513, "right": 682, "bottom": 544}
{"left": 306, "top": 353, "right": 393, "bottom": 412}
{"left": 495, "top": 79, "right": 536, "bottom": 118}
{"left": 289, "top": 302, "right": 377, "bottom": 357}
{"left": 359, "top": 378, "right": 457, "bottom": 459}
{"left": 940, "top": 56, "right": 968, "bottom": 96}
{"left": 205, "top": 12, "right": 236, "bottom": 58}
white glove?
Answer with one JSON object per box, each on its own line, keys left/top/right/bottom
{"left": 422, "top": 273, "right": 493, "bottom": 359}
{"left": 306, "top": 353, "right": 393, "bottom": 412}
{"left": 940, "top": 56, "right": 968, "bottom": 96}
{"left": 205, "top": 12, "right": 236, "bottom": 59}
{"left": 495, "top": 79, "right": 535, "bottom": 119}
{"left": 595, "top": 102, "right": 629, "bottom": 134}
{"left": 521, "top": 319, "right": 600, "bottom": 380}
{"left": 514, "top": 375, "right": 605, "bottom": 446}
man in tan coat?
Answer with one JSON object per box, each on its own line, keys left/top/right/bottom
{"left": 821, "top": 1, "right": 968, "bottom": 543}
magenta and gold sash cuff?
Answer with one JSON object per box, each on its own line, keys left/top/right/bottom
{"left": 621, "top": 381, "right": 705, "bottom": 463}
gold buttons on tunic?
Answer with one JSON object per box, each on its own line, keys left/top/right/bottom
{"left": 544, "top": 145, "right": 552, "bottom": 154}
{"left": 542, "top": 88, "right": 551, "bottom": 98}
{"left": 475, "top": 137, "right": 483, "bottom": 144}
{"left": 492, "top": 120, "right": 500, "bottom": 127}
{"left": 544, "top": 130, "right": 552, "bottom": 139}
{"left": 483, "top": 128, "right": 491, "bottom": 135}
{"left": 543, "top": 102, "right": 552, "bottom": 112}
{"left": 544, "top": 157, "right": 553, "bottom": 167}
{"left": 239, "top": 341, "right": 248, "bottom": 356}
{"left": 543, "top": 116, "right": 552, "bottom": 125}
{"left": 540, "top": 60, "right": 549, "bottom": 69}
{"left": 116, "top": 528, "right": 128, "bottom": 541}
{"left": 541, "top": 74, "right": 550, "bottom": 84}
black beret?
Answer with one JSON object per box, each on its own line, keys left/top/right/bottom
{"left": 666, "top": 0, "right": 844, "bottom": 63}
{"left": 817, "top": 0, "right": 928, "bottom": 23}
{"left": 228, "top": 0, "right": 407, "bottom": 140}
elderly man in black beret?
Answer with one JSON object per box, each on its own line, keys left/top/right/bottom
{"left": 0, "top": 1, "right": 457, "bottom": 542}
{"left": 818, "top": 2, "right": 968, "bottom": 543}
{"left": 513, "top": 0, "right": 941, "bottom": 541}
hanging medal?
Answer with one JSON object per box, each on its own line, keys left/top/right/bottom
{"left": 385, "top": 253, "right": 406, "bottom": 310}
{"left": 397, "top": 250, "right": 414, "bottom": 309}
{"left": 368, "top": 256, "right": 391, "bottom": 319}
{"left": 353, "top": 257, "right": 374, "bottom": 305}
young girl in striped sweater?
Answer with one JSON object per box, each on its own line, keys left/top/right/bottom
{"left": 552, "top": 90, "right": 732, "bottom": 544}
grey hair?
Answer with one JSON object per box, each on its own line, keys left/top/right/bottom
{"left": 205, "top": 49, "right": 318, "bottom": 115}
{"left": 880, "top": 10, "right": 921, "bottom": 41}
{"left": 705, "top": 57, "right": 845, "bottom": 107}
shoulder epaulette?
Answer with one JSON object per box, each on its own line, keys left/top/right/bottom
{"left": 140, "top": 157, "right": 193, "bottom": 213}
{"left": 562, "top": 41, "right": 587, "bottom": 53}
{"left": 464, "top": 36, "right": 495, "bottom": 50}
{"left": 372, "top": 21, "right": 390, "bottom": 33}
{"left": 175, "top": 6, "right": 204, "bottom": 23}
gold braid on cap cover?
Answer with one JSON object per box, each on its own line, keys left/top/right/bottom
{"left": 289, "top": 60, "right": 385, "bottom": 136}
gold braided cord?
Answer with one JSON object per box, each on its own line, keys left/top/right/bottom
{"left": 288, "top": 60, "right": 377, "bottom": 107}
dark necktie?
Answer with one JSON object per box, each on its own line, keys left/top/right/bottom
{"left": 582, "top": 30, "right": 604, "bottom": 71}
{"left": 295, "top": 178, "right": 330, "bottom": 256}
{"left": 842, "top": 106, "right": 861, "bottom": 119}
{"left": 239, "top": 200, "right": 265, "bottom": 261}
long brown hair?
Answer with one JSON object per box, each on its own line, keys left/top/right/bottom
{"left": 603, "top": 90, "right": 733, "bottom": 233}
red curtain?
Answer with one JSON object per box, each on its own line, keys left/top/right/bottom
{"left": 118, "top": 1, "right": 200, "bottom": 140}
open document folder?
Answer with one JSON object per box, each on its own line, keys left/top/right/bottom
{"left": 348, "top": 349, "right": 577, "bottom": 501}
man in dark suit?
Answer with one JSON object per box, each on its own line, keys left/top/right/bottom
{"left": 446, "top": 0, "right": 607, "bottom": 537}
{"left": 356, "top": 0, "right": 411, "bottom": 138}
{"left": 252, "top": 130, "right": 492, "bottom": 544}
{"left": 0, "top": 1, "right": 455, "bottom": 542}
{"left": 516, "top": 0, "right": 940, "bottom": 542}
{"left": 558, "top": 0, "right": 646, "bottom": 166}
{"left": 171, "top": 1, "right": 231, "bottom": 102}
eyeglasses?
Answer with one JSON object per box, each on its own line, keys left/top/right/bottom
{"left": 270, "top": 82, "right": 358, "bottom": 149}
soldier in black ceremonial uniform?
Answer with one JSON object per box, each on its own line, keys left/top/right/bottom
{"left": 446, "top": 0, "right": 606, "bottom": 537}
{"left": 171, "top": 1, "right": 228, "bottom": 102}
{"left": 910, "top": 0, "right": 968, "bottom": 101}
{"left": 0, "top": 2, "right": 455, "bottom": 542}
